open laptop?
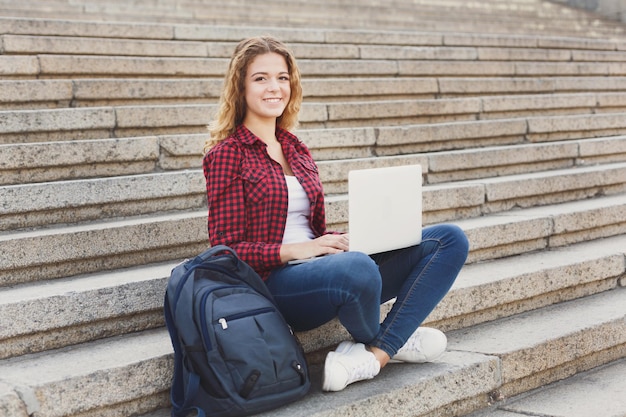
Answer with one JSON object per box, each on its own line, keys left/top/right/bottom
{"left": 288, "top": 164, "right": 422, "bottom": 264}
{"left": 348, "top": 164, "right": 422, "bottom": 254}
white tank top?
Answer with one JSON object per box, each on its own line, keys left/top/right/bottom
{"left": 282, "top": 175, "right": 315, "bottom": 244}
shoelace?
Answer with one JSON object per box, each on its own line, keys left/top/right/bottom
{"left": 398, "top": 333, "right": 422, "bottom": 354}
{"left": 345, "top": 355, "right": 379, "bottom": 382}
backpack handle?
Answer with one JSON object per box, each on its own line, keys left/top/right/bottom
{"left": 195, "top": 245, "right": 238, "bottom": 264}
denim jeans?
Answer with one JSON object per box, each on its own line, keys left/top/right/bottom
{"left": 265, "top": 223, "right": 469, "bottom": 357}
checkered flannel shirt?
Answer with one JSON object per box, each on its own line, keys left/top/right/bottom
{"left": 203, "top": 124, "right": 329, "bottom": 280}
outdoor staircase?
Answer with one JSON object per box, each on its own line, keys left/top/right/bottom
{"left": 0, "top": 0, "right": 625, "bottom": 416}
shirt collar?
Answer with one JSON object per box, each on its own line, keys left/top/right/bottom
{"left": 235, "top": 124, "right": 298, "bottom": 147}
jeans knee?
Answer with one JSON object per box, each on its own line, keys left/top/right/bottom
{"left": 446, "top": 223, "right": 469, "bottom": 251}
{"left": 333, "top": 251, "right": 381, "bottom": 299}
{"left": 425, "top": 223, "right": 469, "bottom": 263}
{"left": 432, "top": 223, "right": 468, "bottom": 247}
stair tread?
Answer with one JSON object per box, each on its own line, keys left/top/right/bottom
{"left": 0, "top": 329, "right": 170, "bottom": 384}
{"left": 448, "top": 289, "right": 626, "bottom": 354}
{"left": 0, "top": 288, "right": 622, "bottom": 416}
{"left": 5, "top": 160, "right": 626, "bottom": 217}
{"left": 0, "top": 232, "right": 623, "bottom": 354}
{"left": 0, "top": 262, "right": 173, "bottom": 305}
{"left": 463, "top": 358, "right": 626, "bottom": 417}
{"left": 1, "top": 5, "right": 624, "bottom": 38}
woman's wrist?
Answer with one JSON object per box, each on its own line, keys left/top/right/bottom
{"left": 279, "top": 243, "right": 296, "bottom": 263}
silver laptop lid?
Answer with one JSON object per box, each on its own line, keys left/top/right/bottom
{"left": 348, "top": 164, "right": 422, "bottom": 254}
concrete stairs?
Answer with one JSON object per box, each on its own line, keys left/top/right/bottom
{"left": 1, "top": 0, "right": 626, "bottom": 37}
{"left": 0, "top": 1, "right": 625, "bottom": 416}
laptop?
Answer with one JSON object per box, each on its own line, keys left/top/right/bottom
{"left": 288, "top": 164, "right": 422, "bottom": 264}
{"left": 348, "top": 164, "right": 422, "bottom": 254}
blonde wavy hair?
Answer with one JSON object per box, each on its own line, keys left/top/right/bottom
{"left": 204, "top": 36, "right": 303, "bottom": 153}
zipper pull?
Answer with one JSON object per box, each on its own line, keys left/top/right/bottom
{"left": 218, "top": 318, "right": 228, "bottom": 329}
{"left": 292, "top": 360, "right": 306, "bottom": 385}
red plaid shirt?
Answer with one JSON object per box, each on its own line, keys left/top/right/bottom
{"left": 203, "top": 124, "right": 329, "bottom": 280}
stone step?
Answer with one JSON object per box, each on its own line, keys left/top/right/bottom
{"left": 270, "top": 288, "right": 626, "bottom": 416}
{"left": 40, "top": 0, "right": 572, "bottom": 25}
{"left": 6, "top": 51, "right": 626, "bottom": 80}
{"left": 3, "top": 158, "right": 626, "bottom": 232}
{"left": 3, "top": 102, "right": 626, "bottom": 148}
{"left": 466, "top": 358, "right": 626, "bottom": 417}
{"left": 2, "top": 191, "right": 625, "bottom": 286}
{"left": 319, "top": 92, "right": 626, "bottom": 129}
{"left": 0, "top": 16, "right": 176, "bottom": 41}
{"left": 3, "top": 286, "right": 622, "bottom": 417}
{"left": 371, "top": 113, "right": 626, "bottom": 155}
{"left": 319, "top": 135, "right": 626, "bottom": 188}
{"left": 5, "top": 78, "right": 626, "bottom": 127}
{"left": 455, "top": 193, "right": 626, "bottom": 263}
{"left": 138, "top": 353, "right": 497, "bottom": 417}
{"left": 1, "top": 16, "right": 624, "bottom": 51}
{"left": 0, "top": 136, "right": 161, "bottom": 186}
{"left": 447, "top": 288, "right": 626, "bottom": 399}
{"left": 461, "top": 161, "right": 626, "bottom": 212}
{"left": 440, "top": 76, "right": 626, "bottom": 96}
{"left": 5, "top": 91, "right": 626, "bottom": 133}
{"left": 0, "top": 262, "right": 176, "bottom": 360}
{"left": 0, "top": 329, "right": 172, "bottom": 417}
{"left": 0, "top": 211, "right": 209, "bottom": 287}
{"left": 0, "top": 170, "right": 207, "bottom": 231}
{"left": 426, "top": 234, "right": 626, "bottom": 332}
{"left": 5, "top": 33, "right": 626, "bottom": 63}
{"left": 425, "top": 135, "right": 626, "bottom": 183}
{"left": 2, "top": 230, "right": 622, "bottom": 360}
{"left": 0, "top": 78, "right": 441, "bottom": 109}
{"left": 7, "top": 77, "right": 626, "bottom": 110}
{"left": 0, "top": 105, "right": 213, "bottom": 144}
{"left": 4, "top": 129, "right": 623, "bottom": 187}
{"left": 1, "top": 0, "right": 624, "bottom": 37}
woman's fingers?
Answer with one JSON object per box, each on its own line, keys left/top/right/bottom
{"left": 319, "top": 234, "right": 349, "bottom": 252}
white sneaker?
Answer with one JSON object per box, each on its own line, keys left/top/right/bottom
{"left": 322, "top": 342, "right": 380, "bottom": 392}
{"left": 391, "top": 327, "right": 447, "bottom": 363}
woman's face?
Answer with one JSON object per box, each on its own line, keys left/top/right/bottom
{"left": 243, "top": 52, "right": 291, "bottom": 126}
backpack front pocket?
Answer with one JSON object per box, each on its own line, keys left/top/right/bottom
{"left": 209, "top": 290, "right": 307, "bottom": 399}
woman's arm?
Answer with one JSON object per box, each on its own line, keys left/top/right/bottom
{"left": 279, "top": 234, "right": 349, "bottom": 263}
{"left": 203, "top": 142, "right": 283, "bottom": 272}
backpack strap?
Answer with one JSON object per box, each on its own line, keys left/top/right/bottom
{"left": 164, "top": 294, "right": 206, "bottom": 417}
{"left": 171, "top": 246, "right": 233, "bottom": 343}
{"left": 165, "top": 246, "right": 235, "bottom": 417}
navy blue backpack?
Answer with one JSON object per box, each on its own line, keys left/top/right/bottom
{"left": 164, "top": 245, "right": 310, "bottom": 417}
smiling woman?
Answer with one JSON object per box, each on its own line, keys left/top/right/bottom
{"left": 201, "top": 36, "right": 469, "bottom": 394}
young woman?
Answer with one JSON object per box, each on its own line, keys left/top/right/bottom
{"left": 203, "top": 36, "right": 469, "bottom": 392}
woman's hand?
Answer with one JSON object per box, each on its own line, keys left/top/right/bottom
{"left": 280, "top": 234, "right": 349, "bottom": 263}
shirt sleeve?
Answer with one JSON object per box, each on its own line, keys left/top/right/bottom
{"left": 203, "top": 142, "right": 283, "bottom": 274}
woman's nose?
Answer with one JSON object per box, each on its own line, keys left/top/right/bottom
{"left": 267, "top": 78, "right": 279, "bottom": 91}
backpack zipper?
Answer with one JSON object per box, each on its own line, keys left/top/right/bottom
{"left": 198, "top": 284, "right": 272, "bottom": 347}
{"left": 216, "top": 306, "right": 276, "bottom": 330}
{"left": 198, "top": 284, "right": 234, "bottom": 350}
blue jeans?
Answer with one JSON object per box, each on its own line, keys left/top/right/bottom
{"left": 265, "top": 224, "right": 469, "bottom": 357}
